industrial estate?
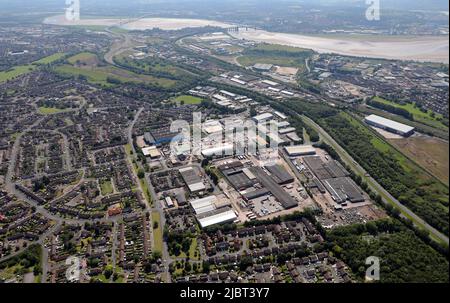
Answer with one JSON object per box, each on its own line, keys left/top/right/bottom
{"left": 0, "top": 0, "right": 448, "bottom": 286}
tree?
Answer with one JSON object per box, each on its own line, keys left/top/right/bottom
{"left": 184, "top": 262, "right": 192, "bottom": 272}
{"left": 202, "top": 261, "right": 211, "bottom": 273}
{"left": 239, "top": 256, "right": 253, "bottom": 271}
{"left": 104, "top": 267, "right": 113, "bottom": 279}
{"left": 137, "top": 169, "right": 145, "bottom": 179}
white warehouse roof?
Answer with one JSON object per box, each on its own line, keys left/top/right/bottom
{"left": 285, "top": 145, "right": 316, "bottom": 156}
{"left": 262, "top": 79, "right": 279, "bottom": 86}
{"left": 201, "top": 143, "right": 234, "bottom": 157}
{"left": 190, "top": 196, "right": 218, "bottom": 215}
{"left": 274, "top": 111, "right": 287, "bottom": 120}
{"left": 364, "top": 114, "right": 414, "bottom": 134}
{"left": 197, "top": 209, "right": 237, "bottom": 228}
{"left": 252, "top": 113, "right": 273, "bottom": 122}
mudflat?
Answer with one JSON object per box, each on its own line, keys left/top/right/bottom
{"left": 231, "top": 29, "right": 449, "bottom": 63}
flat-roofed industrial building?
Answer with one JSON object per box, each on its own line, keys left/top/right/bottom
{"left": 197, "top": 207, "right": 237, "bottom": 228}
{"left": 322, "top": 177, "right": 365, "bottom": 204}
{"left": 243, "top": 188, "right": 270, "bottom": 201}
{"left": 249, "top": 167, "right": 297, "bottom": 209}
{"left": 179, "top": 167, "right": 206, "bottom": 193}
{"left": 190, "top": 195, "right": 237, "bottom": 228}
{"left": 302, "top": 156, "right": 364, "bottom": 204}
{"left": 201, "top": 144, "right": 234, "bottom": 158}
{"left": 265, "top": 164, "right": 294, "bottom": 185}
{"left": 252, "top": 113, "right": 274, "bottom": 123}
{"left": 142, "top": 146, "right": 161, "bottom": 159}
{"left": 285, "top": 145, "right": 316, "bottom": 157}
{"left": 303, "top": 156, "right": 349, "bottom": 180}
{"left": 219, "top": 161, "right": 255, "bottom": 190}
{"left": 364, "top": 114, "right": 415, "bottom": 137}
{"left": 190, "top": 195, "right": 218, "bottom": 215}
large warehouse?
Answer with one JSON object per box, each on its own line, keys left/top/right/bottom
{"left": 252, "top": 113, "right": 274, "bottom": 123}
{"left": 201, "top": 144, "right": 234, "bottom": 158}
{"left": 322, "top": 177, "right": 365, "bottom": 204}
{"left": 285, "top": 145, "right": 316, "bottom": 157}
{"left": 249, "top": 167, "right": 298, "bottom": 209}
{"left": 219, "top": 161, "right": 255, "bottom": 190}
{"left": 303, "top": 156, "right": 364, "bottom": 204}
{"left": 265, "top": 164, "right": 294, "bottom": 185}
{"left": 197, "top": 208, "right": 237, "bottom": 228}
{"left": 190, "top": 196, "right": 218, "bottom": 215}
{"left": 364, "top": 114, "right": 415, "bottom": 136}
{"left": 179, "top": 167, "right": 206, "bottom": 193}
{"left": 190, "top": 196, "right": 237, "bottom": 228}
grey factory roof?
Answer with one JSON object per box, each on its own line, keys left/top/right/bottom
{"left": 223, "top": 170, "right": 255, "bottom": 190}
{"left": 265, "top": 164, "right": 294, "bottom": 184}
{"left": 243, "top": 188, "right": 270, "bottom": 200}
{"left": 179, "top": 167, "right": 206, "bottom": 192}
{"left": 249, "top": 167, "right": 297, "bottom": 209}
{"left": 303, "top": 156, "right": 348, "bottom": 180}
{"left": 322, "top": 177, "right": 365, "bottom": 204}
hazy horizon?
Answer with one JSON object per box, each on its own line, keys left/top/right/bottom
{"left": 0, "top": 0, "right": 448, "bottom": 13}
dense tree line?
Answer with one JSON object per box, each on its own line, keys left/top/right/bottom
{"left": 367, "top": 98, "right": 413, "bottom": 120}
{"left": 165, "top": 231, "right": 195, "bottom": 257}
{"left": 284, "top": 100, "right": 449, "bottom": 236}
{"left": 0, "top": 244, "right": 42, "bottom": 277}
{"left": 321, "top": 114, "right": 448, "bottom": 236}
{"left": 326, "top": 219, "right": 449, "bottom": 283}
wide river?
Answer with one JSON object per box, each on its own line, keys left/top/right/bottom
{"left": 44, "top": 16, "right": 449, "bottom": 63}
{"left": 230, "top": 29, "right": 449, "bottom": 63}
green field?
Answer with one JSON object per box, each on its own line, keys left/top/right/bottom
{"left": 172, "top": 95, "right": 203, "bottom": 105}
{"left": 67, "top": 52, "right": 98, "bottom": 65}
{"left": 55, "top": 53, "right": 177, "bottom": 88}
{"left": 237, "top": 43, "right": 313, "bottom": 73}
{"left": 38, "top": 106, "right": 69, "bottom": 115}
{"left": 139, "top": 178, "right": 152, "bottom": 204}
{"left": 55, "top": 64, "right": 175, "bottom": 88}
{"left": 237, "top": 56, "right": 301, "bottom": 68}
{"left": 114, "top": 52, "right": 198, "bottom": 80}
{"left": 100, "top": 180, "right": 114, "bottom": 196}
{"left": 0, "top": 53, "right": 66, "bottom": 83}
{"left": 34, "top": 52, "right": 66, "bottom": 65}
{"left": 373, "top": 96, "right": 448, "bottom": 131}
{"left": 249, "top": 43, "right": 312, "bottom": 53}
{"left": 189, "top": 238, "right": 200, "bottom": 260}
{"left": 388, "top": 136, "right": 449, "bottom": 186}
{"left": 71, "top": 25, "right": 109, "bottom": 32}
{"left": 0, "top": 65, "right": 36, "bottom": 82}
{"left": 152, "top": 212, "right": 163, "bottom": 254}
